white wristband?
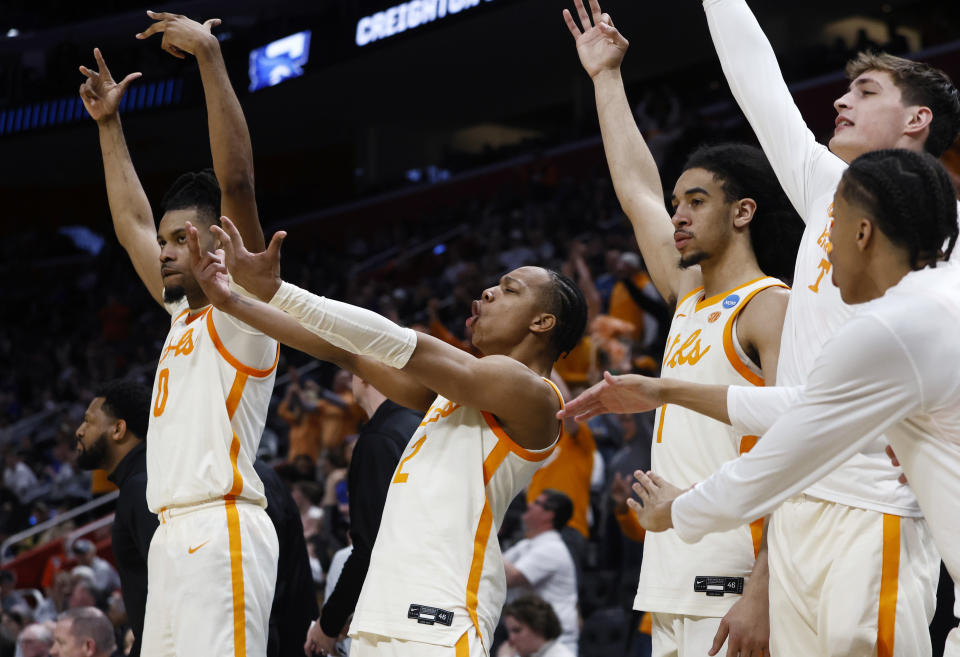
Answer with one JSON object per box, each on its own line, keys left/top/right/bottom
{"left": 270, "top": 281, "right": 418, "bottom": 369}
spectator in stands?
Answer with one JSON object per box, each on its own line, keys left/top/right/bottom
{"left": 498, "top": 595, "right": 575, "bottom": 657}
{"left": 0, "top": 572, "right": 25, "bottom": 613}
{"left": 73, "top": 379, "right": 154, "bottom": 657}
{"left": 291, "top": 482, "right": 324, "bottom": 540}
{"left": 277, "top": 369, "right": 324, "bottom": 464}
{"left": 50, "top": 607, "right": 116, "bottom": 657}
{"left": 18, "top": 623, "right": 54, "bottom": 657}
{"left": 1, "top": 606, "right": 32, "bottom": 656}
{"left": 3, "top": 451, "right": 39, "bottom": 505}
{"left": 315, "top": 370, "right": 366, "bottom": 451}
{"left": 504, "top": 490, "right": 579, "bottom": 654}
{"left": 304, "top": 375, "right": 420, "bottom": 657}
{"left": 70, "top": 541, "right": 119, "bottom": 597}
{"left": 35, "top": 573, "right": 73, "bottom": 624}
{"left": 67, "top": 577, "right": 99, "bottom": 611}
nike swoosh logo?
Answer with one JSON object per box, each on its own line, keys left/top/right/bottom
{"left": 188, "top": 541, "right": 210, "bottom": 554}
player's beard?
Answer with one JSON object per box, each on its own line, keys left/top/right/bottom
{"left": 679, "top": 250, "right": 708, "bottom": 269}
{"left": 163, "top": 285, "right": 186, "bottom": 303}
{"left": 76, "top": 430, "right": 110, "bottom": 470}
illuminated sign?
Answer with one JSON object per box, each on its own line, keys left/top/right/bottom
{"left": 356, "top": 0, "right": 494, "bottom": 47}
{"left": 249, "top": 31, "right": 312, "bottom": 92}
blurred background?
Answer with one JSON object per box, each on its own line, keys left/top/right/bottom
{"left": 0, "top": 0, "right": 958, "bottom": 655}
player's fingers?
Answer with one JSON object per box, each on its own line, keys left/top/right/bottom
{"left": 603, "top": 370, "right": 618, "bottom": 385}
{"left": 185, "top": 222, "right": 202, "bottom": 263}
{"left": 203, "top": 18, "right": 222, "bottom": 31}
{"left": 884, "top": 444, "right": 900, "bottom": 466}
{"left": 561, "top": 9, "right": 582, "bottom": 39}
{"left": 266, "top": 230, "right": 287, "bottom": 259}
{"left": 898, "top": 473, "right": 908, "bottom": 484}
{"left": 136, "top": 20, "right": 166, "bottom": 39}
{"left": 587, "top": 0, "right": 603, "bottom": 25}
{"left": 78, "top": 65, "right": 98, "bottom": 80}
{"left": 92, "top": 48, "right": 111, "bottom": 77}
{"left": 573, "top": 0, "right": 591, "bottom": 29}
{"left": 708, "top": 620, "right": 729, "bottom": 655}
{"left": 146, "top": 10, "right": 177, "bottom": 20}
{"left": 571, "top": 408, "right": 600, "bottom": 423}
{"left": 600, "top": 12, "right": 613, "bottom": 26}
{"left": 646, "top": 471, "right": 669, "bottom": 488}
{"left": 220, "top": 216, "right": 245, "bottom": 248}
{"left": 118, "top": 72, "right": 143, "bottom": 91}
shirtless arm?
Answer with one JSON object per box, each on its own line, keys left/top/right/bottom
{"left": 564, "top": 0, "right": 700, "bottom": 304}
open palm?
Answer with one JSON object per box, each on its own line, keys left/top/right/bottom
{"left": 561, "top": 371, "right": 660, "bottom": 421}
{"left": 78, "top": 48, "right": 141, "bottom": 122}
{"left": 562, "top": 0, "right": 629, "bottom": 79}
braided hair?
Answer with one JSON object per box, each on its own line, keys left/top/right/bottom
{"left": 839, "top": 149, "right": 958, "bottom": 269}
{"left": 158, "top": 168, "right": 221, "bottom": 226}
{"left": 542, "top": 269, "right": 588, "bottom": 361}
{"left": 683, "top": 144, "right": 805, "bottom": 282}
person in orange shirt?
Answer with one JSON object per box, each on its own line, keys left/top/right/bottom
{"left": 314, "top": 370, "right": 366, "bottom": 451}
{"left": 277, "top": 371, "right": 324, "bottom": 463}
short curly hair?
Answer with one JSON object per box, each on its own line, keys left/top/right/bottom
{"left": 502, "top": 595, "right": 562, "bottom": 641}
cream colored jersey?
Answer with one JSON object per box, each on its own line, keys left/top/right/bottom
{"left": 350, "top": 380, "right": 563, "bottom": 650}
{"left": 146, "top": 299, "right": 279, "bottom": 511}
{"left": 701, "top": 0, "right": 960, "bottom": 517}
{"left": 636, "top": 276, "right": 785, "bottom": 617}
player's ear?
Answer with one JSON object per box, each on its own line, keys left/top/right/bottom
{"left": 856, "top": 218, "right": 873, "bottom": 252}
{"left": 732, "top": 198, "right": 757, "bottom": 228}
{"left": 112, "top": 418, "right": 127, "bottom": 442}
{"left": 530, "top": 312, "right": 557, "bottom": 336}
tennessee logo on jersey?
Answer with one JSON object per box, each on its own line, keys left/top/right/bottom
{"left": 809, "top": 204, "right": 836, "bottom": 294}
{"left": 663, "top": 329, "right": 711, "bottom": 369}
{"left": 159, "top": 328, "right": 196, "bottom": 364}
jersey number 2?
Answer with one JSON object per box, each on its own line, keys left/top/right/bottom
{"left": 153, "top": 368, "right": 169, "bottom": 417}
{"left": 392, "top": 435, "right": 427, "bottom": 484}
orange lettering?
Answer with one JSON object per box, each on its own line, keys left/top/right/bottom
{"left": 663, "top": 329, "right": 711, "bottom": 369}
{"left": 393, "top": 435, "right": 427, "bottom": 484}
{"left": 418, "top": 401, "right": 461, "bottom": 427}
{"left": 153, "top": 368, "right": 169, "bottom": 417}
{"left": 808, "top": 258, "right": 832, "bottom": 293}
{"left": 159, "top": 329, "right": 196, "bottom": 364}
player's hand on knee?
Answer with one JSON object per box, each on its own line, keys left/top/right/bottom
{"left": 211, "top": 216, "right": 286, "bottom": 302}
{"left": 627, "top": 470, "right": 680, "bottom": 532}
{"left": 713, "top": 589, "right": 770, "bottom": 657}
{"left": 78, "top": 48, "right": 141, "bottom": 123}
{"left": 562, "top": 0, "right": 629, "bottom": 80}
{"left": 884, "top": 444, "right": 908, "bottom": 483}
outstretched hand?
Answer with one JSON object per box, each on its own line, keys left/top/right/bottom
{"left": 562, "top": 0, "right": 629, "bottom": 79}
{"left": 136, "top": 10, "right": 221, "bottom": 59}
{"left": 558, "top": 371, "right": 661, "bottom": 421}
{"left": 185, "top": 222, "right": 232, "bottom": 307}
{"left": 627, "top": 470, "right": 682, "bottom": 532}
{"left": 210, "top": 216, "right": 287, "bottom": 302}
{"left": 78, "top": 49, "right": 141, "bottom": 122}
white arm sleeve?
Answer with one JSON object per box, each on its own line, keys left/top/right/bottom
{"left": 703, "top": 0, "right": 846, "bottom": 217}
{"left": 671, "top": 314, "right": 922, "bottom": 543}
{"left": 269, "top": 281, "right": 417, "bottom": 369}
{"left": 726, "top": 384, "right": 804, "bottom": 435}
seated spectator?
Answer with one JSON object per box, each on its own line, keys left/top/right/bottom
{"left": 498, "top": 595, "right": 575, "bottom": 657}
{"left": 70, "top": 540, "right": 120, "bottom": 596}
{"left": 1, "top": 606, "right": 32, "bottom": 655}
{"left": 18, "top": 623, "right": 54, "bottom": 657}
{"left": 0, "top": 571, "right": 25, "bottom": 612}
{"left": 51, "top": 607, "right": 116, "bottom": 657}
{"left": 3, "top": 451, "right": 39, "bottom": 504}
{"left": 66, "top": 576, "right": 100, "bottom": 611}
{"left": 315, "top": 371, "right": 366, "bottom": 452}
{"left": 35, "top": 572, "right": 73, "bottom": 624}
{"left": 503, "top": 490, "right": 579, "bottom": 655}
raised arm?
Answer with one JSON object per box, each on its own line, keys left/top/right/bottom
{"left": 79, "top": 49, "right": 163, "bottom": 306}
{"left": 137, "top": 11, "right": 265, "bottom": 252}
{"left": 702, "top": 0, "right": 846, "bottom": 215}
{"left": 563, "top": 0, "right": 700, "bottom": 304}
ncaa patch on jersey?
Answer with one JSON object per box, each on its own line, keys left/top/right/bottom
{"left": 722, "top": 294, "right": 740, "bottom": 309}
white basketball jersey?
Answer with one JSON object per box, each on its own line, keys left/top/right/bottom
{"left": 146, "top": 300, "right": 279, "bottom": 512}
{"left": 635, "top": 277, "right": 784, "bottom": 617}
{"left": 350, "top": 380, "right": 563, "bottom": 649}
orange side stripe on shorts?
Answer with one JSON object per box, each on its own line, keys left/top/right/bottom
{"left": 877, "top": 514, "right": 900, "bottom": 657}
{"left": 225, "top": 499, "right": 246, "bottom": 657}
{"left": 455, "top": 631, "right": 469, "bottom": 657}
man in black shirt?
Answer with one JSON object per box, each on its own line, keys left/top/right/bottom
{"left": 74, "top": 379, "right": 155, "bottom": 657}
{"left": 305, "top": 376, "right": 421, "bottom": 657}
{"left": 76, "top": 380, "right": 319, "bottom": 657}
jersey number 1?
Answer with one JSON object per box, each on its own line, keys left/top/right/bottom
{"left": 392, "top": 435, "right": 427, "bottom": 484}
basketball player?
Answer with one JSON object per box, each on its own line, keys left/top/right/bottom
{"left": 563, "top": 2, "right": 801, "bottom": 654}
{"left": 688, "top": 3, "right": 960, "bottom": 653}
{"left": 78, "top": 13, "right": 279, "bottom": 657}
{"left": 618, "top": 149, "right": 960, "bottom": 657}
{"left": 184, "top": 216, "right": 588, "bottom": 657}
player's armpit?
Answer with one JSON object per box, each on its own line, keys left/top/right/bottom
{"left": 402, "top": 335, "right": 561, "bottom": 451}
{"left": 735, "top": 285, "right": 789, "bottom": 385}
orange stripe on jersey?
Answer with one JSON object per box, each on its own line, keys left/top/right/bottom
{"left": 206, "top": 311, "right": 280, "bottom": 378}
{"left": 172, "top": 308, "right": 191, "bottom": 324}
{"left": 877, "top": 514, "right": 901, "bottom": 657}
{"left": 721, "top": 282, "right": 787, "bottom": 386}
{"left": 227, "top": 433, "right": 245, "bottom": 498}
{"left": 483, "top": 442, "right": 510, "bottom": 486}
{"left": 694, "top": 276, "right": 769, "bottom": 313}
{"left": 675, "top": 286, "right": 704, "bottom": 313}
{"left": 466, "top": 499, "right": 494, "bottom": 648}
{"left": 185, "top": 306, "right": 211, "bottom": 325}
{"left": 481, "top": 412, "right": 554, "bottom": 462}
{"left": 655, "top": 406, "right": 667, "bottom": 443}
{"left": 224, "top": 499, "right": 246, "bottom": 657}
{"left": 225, "top": 372, "right": 249, "bottom": 421}
{"left": 738, "top": 435, "right": 764, "bottom": 557}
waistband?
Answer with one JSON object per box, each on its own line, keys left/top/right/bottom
{"left": 157, "top": 497, "right": 259, "bottom": 523}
